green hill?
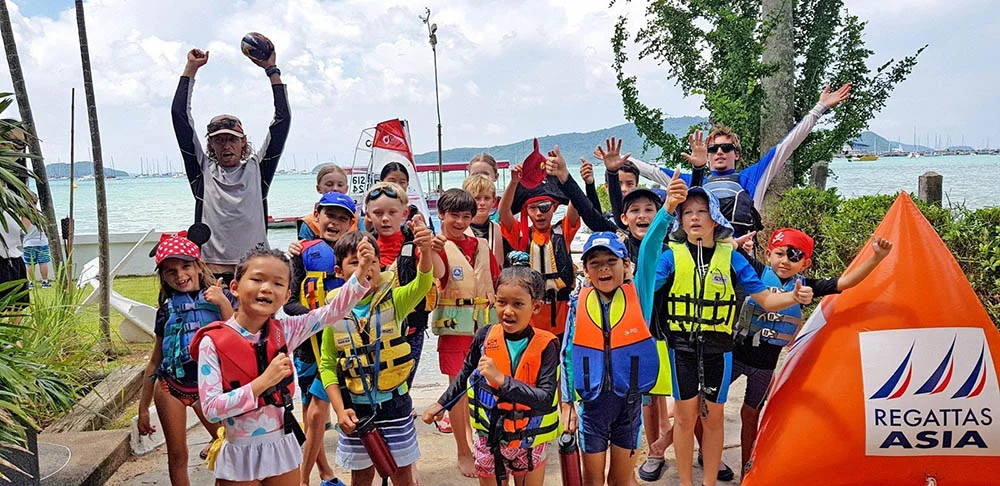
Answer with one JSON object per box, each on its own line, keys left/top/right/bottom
{"left": 413, "top": 117, "right": 707, "bottom": 165}
{"left": 46, "top": 161, "right": 130, "bottom": 178}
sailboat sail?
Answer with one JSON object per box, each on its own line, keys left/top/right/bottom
{"left": 350, "top": 119, "right": 431, "bottom": 220}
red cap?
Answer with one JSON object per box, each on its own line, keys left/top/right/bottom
{"left": 768, "top": 228, "right": 814, "bottom": 259}
{"left": 154, "top": 231, "right": 202, "bottom": 267}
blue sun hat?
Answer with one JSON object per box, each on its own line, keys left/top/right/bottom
{"left": 669, "top": 186, "right": 733, "bottom": 242}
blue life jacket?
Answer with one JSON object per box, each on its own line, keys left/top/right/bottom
{"left": 703, "top": 172, "right": 763, "bottom": 236}
{"left": 301, "top": 239, "right": 343, "bottom": 304}
{"left": 736, "top": 267, "right": 803, "bottom": 347}
{"left": 160, "top": 290, "right": 221, "bottom": 379}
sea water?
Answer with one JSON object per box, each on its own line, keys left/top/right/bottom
{"left": 41, "top": 154, "right": 1000, "bottom": 251}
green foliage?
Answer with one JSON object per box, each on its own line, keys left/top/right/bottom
{"left": 768, "top": 190, "right": 999, "bottom": 325}
{"left": 611, "top": 0, "right": 924, "bottom": 183}
{"left": 1, "top": 273, "right": 104, "bottom": 478}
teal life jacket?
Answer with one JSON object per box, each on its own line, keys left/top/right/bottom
{"left": 736, "top": 267, "right": 803, "bottom": 347}
{"left": 159, "top": 290, "right": 221, "bottom": 379}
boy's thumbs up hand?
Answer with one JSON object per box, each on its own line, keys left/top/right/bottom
{"left": 665, "top": 168, "right": 688, "bottom": 213}
{"left": 793, "top": 279, "right": 813, "bottom": 305}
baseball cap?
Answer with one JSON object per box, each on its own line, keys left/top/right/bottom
{"left": 206, "top": 114, "right": 245, "bottom": 138}
{"left": 582, "top": 232, "right": 628, "bottom": 262}
{"left": 154, "top": 232, "right": 201, "bottom": 267}
{"left": 768, "top": 228, "right": 815, "bottom": 259}
{"left": 317, "top": 191, "right": 357, "bottom": 215}
{"left": 622, "top": 188, "right": 664, "bottom": 212}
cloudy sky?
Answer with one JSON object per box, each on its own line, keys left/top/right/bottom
{"left": 3, "top": 0, "right": 997, "bottom": 174}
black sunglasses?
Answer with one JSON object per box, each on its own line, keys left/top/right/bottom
{"left": 707, "top": 143, "right": 737, "bottom": 154}
{"left": 366, "top": 186, "right": 400, "bottom": 202}
{"left": 528, "top": 201, "right": 554, "bottom": 214}
{"left": 785, "top": 247, "right": 806, "bottom": 263}
{"left": 207, "top": 118, "right": 240, "bottom": 133}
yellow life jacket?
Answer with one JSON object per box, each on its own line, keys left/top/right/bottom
{"left": 664, "top": 241, "right": 738, "bottom": 334}
{"left": 327, "top": 274, "right": 413, "bottom": 396}
{"left": 430, "top": 238, "right": 497, "bottom": 336}
{"left": 467, "top": 324, "right": 561, "bottom": 450}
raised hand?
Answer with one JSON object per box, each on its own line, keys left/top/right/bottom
{"left": 203, "top": 278, "right": 227, "bottom": 307}
{"left": 819, "top": 83, "right": 852, "bottom": 109}
{"left": 734, "top": 231, "right": 757, "bottom": 253}
{"left": 793, "top": 280, "right": 814, "bottom": 305}
{"left": 287, "top": 239, "right": 303, "bottom": 257}
{"left": 431, "top": 233, "right": 448, "bottom": 253}
{"left": 545, "top": 145, "right": 570, "bottom": 183}
{"left": 871, "top": 236, "right": 893, "bottom": 259}
{"left": 354, "top": 238, "right": 377, "bottom": 282}
{"left": 681, "top": 131, "right": 708, "bottom": 168}
{"left": 594, "top": 137, "right": 631, "bottom": 172}
{"left": 579, "top": 158, "right": 595, "bottom": 185}
{"left": 665, "top": 169, "right": 688, "bottom": 213}
{"left": 510, "top": 162, "right": 523, "bottom": 186}
{"left": 411, "top": 217, "right": 433, "bottom": 252}
{"left": 186, "top": 48, "right": 209, "bottom": 69}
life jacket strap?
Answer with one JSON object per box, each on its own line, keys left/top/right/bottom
{"left": 437, "top": 297, "right": 490, "bottom": 306}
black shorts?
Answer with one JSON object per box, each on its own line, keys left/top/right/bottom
{"left": 0, "top": 256, "right": 29, "bottom": 308}
{"left": 669, "top": 349, "right": 732, "bottom": 403}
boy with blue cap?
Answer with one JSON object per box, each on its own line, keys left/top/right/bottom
{"left": 284, "top": 191, "right": 357, "bottom": 486}
{"left": 561, "top": 232, "right": 661, "bottom": 485}
{"left": 636, "top": 184, "right": 813, "bottom": 486}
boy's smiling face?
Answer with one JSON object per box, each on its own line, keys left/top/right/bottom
{"left": 316, "top": 206, "right": 355, "bottom": 243}
{"left": 766, "top": 245, "right": 812, "bottom": 279}
{"left": 583, "top": 249, "right": 628, "bottom": 296}
{"left": 233, "top": 256, "right": 291, "bottom": 318}
{"left": 680, "top": 196, "right": 717, "bottom": 243}
{"left": 622, "top": 199, "right": 658, "bottom": 239}
{"left": 526, "top": 200, "right": 556, "bottom": 234}
{"left": 441, "top": 210, "right": 473, "bottom": 239}
{"left": 335, "top": 250, "right": 382, "bottom": 289}
{"left": 366, "top": 196, "right": 407, "bottom": 238}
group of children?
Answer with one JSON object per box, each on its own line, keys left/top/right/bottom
{"left": 138, "top": 82, "right": 897, "bottom": 486}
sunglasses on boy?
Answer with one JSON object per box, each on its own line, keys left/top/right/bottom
{"left": 785, "top": 247, "right": 806, "bottom": 263}
{"left": 366, "top": 186, "right": 400, "bottom": 203}
{"left": 527, "top": 201, "right": 554, "bottom": 214}
{"left": 707, "top": 143, "right": 737, "bottom": 154}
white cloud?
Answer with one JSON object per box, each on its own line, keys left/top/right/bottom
{"left": 0, "top": 0, "right": 996, "bottom": 177}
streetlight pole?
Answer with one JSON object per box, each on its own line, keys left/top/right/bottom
{"left": 421, "top": 7, "right": 443, "bottom": 192}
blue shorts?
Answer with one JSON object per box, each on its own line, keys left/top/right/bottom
{"left": 577, "top": 388, "right": 642, "bottom": 453}
{"left": 294, "top": 358, "right": 330, "bottom": 405}
{"left": 22, "top": 246, "right": 51, "bottom": 265}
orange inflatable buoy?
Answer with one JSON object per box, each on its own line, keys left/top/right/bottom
{"left": 744, "top": 192, "right": 1000, "bottom": 485}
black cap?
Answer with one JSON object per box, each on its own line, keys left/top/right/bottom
{"left": 622, "top": 188, "right": 663, "bottom": 212}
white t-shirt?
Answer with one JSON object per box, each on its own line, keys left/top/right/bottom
{"left": 0, "top": 213, "right": 23, "bottom": 259}
{"left": 22, "top": 223, "right": 48, "bottom": 248}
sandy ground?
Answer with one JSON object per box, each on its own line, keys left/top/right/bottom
{"left": 107, "top": 333, "right": 749, "bottom": 485}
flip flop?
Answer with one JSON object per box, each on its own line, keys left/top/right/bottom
{"left": 434, "top": 415, "right": 453, "bottom": 434}
{"left": 638, "top": 457, "right": 667, "bottom": 482}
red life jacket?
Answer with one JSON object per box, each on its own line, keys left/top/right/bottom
{"left": 189, "top": 319, "right": 304, "bottom": 442}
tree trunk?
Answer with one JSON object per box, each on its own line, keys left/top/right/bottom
{"left": 0, "top": 0, "right": 66, "bottom": 272}
{"left": 75, "top": 0, "right": 112, "bottom": 349}
{"left": 759, "top": 0, "right": 796, "bottom": 214}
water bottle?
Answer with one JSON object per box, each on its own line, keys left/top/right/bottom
{"left": 356, "top": 418, "right": 399, "bottom": 478}
{"left": 558, "top": 433, "right": 583, "bottom": 486}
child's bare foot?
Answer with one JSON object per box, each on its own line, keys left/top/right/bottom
{"left": 649, "top": 435, "right": 671, "bottom": 457}
{"left": 458, "top": 454, "right": 476, "bottom": 478}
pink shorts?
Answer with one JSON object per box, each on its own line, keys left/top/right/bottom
{"left": 473, "top": 433, "right": 547, "bottom": 478}
{"left": 438, "top": 335, "right": 474, "bottom": 376}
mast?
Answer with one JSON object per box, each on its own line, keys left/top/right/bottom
{"left": 421, "top": 7, "right": 443, "bottom": 192}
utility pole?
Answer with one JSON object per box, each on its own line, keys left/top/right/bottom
{"left": 420, "top": 7, "right": 443, "bottom": 192}
{"left": 75, "top": 0, "right": 112, "bottom": 349}
{"left": 0, "top": 0, "right": 66, "bottom": 271}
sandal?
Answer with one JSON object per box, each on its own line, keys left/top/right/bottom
{"left": 434, "top": 414, "right": 453, "bottom": 434}
{"left": 638, "top": 457, "right": 667, "bottom": 482}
